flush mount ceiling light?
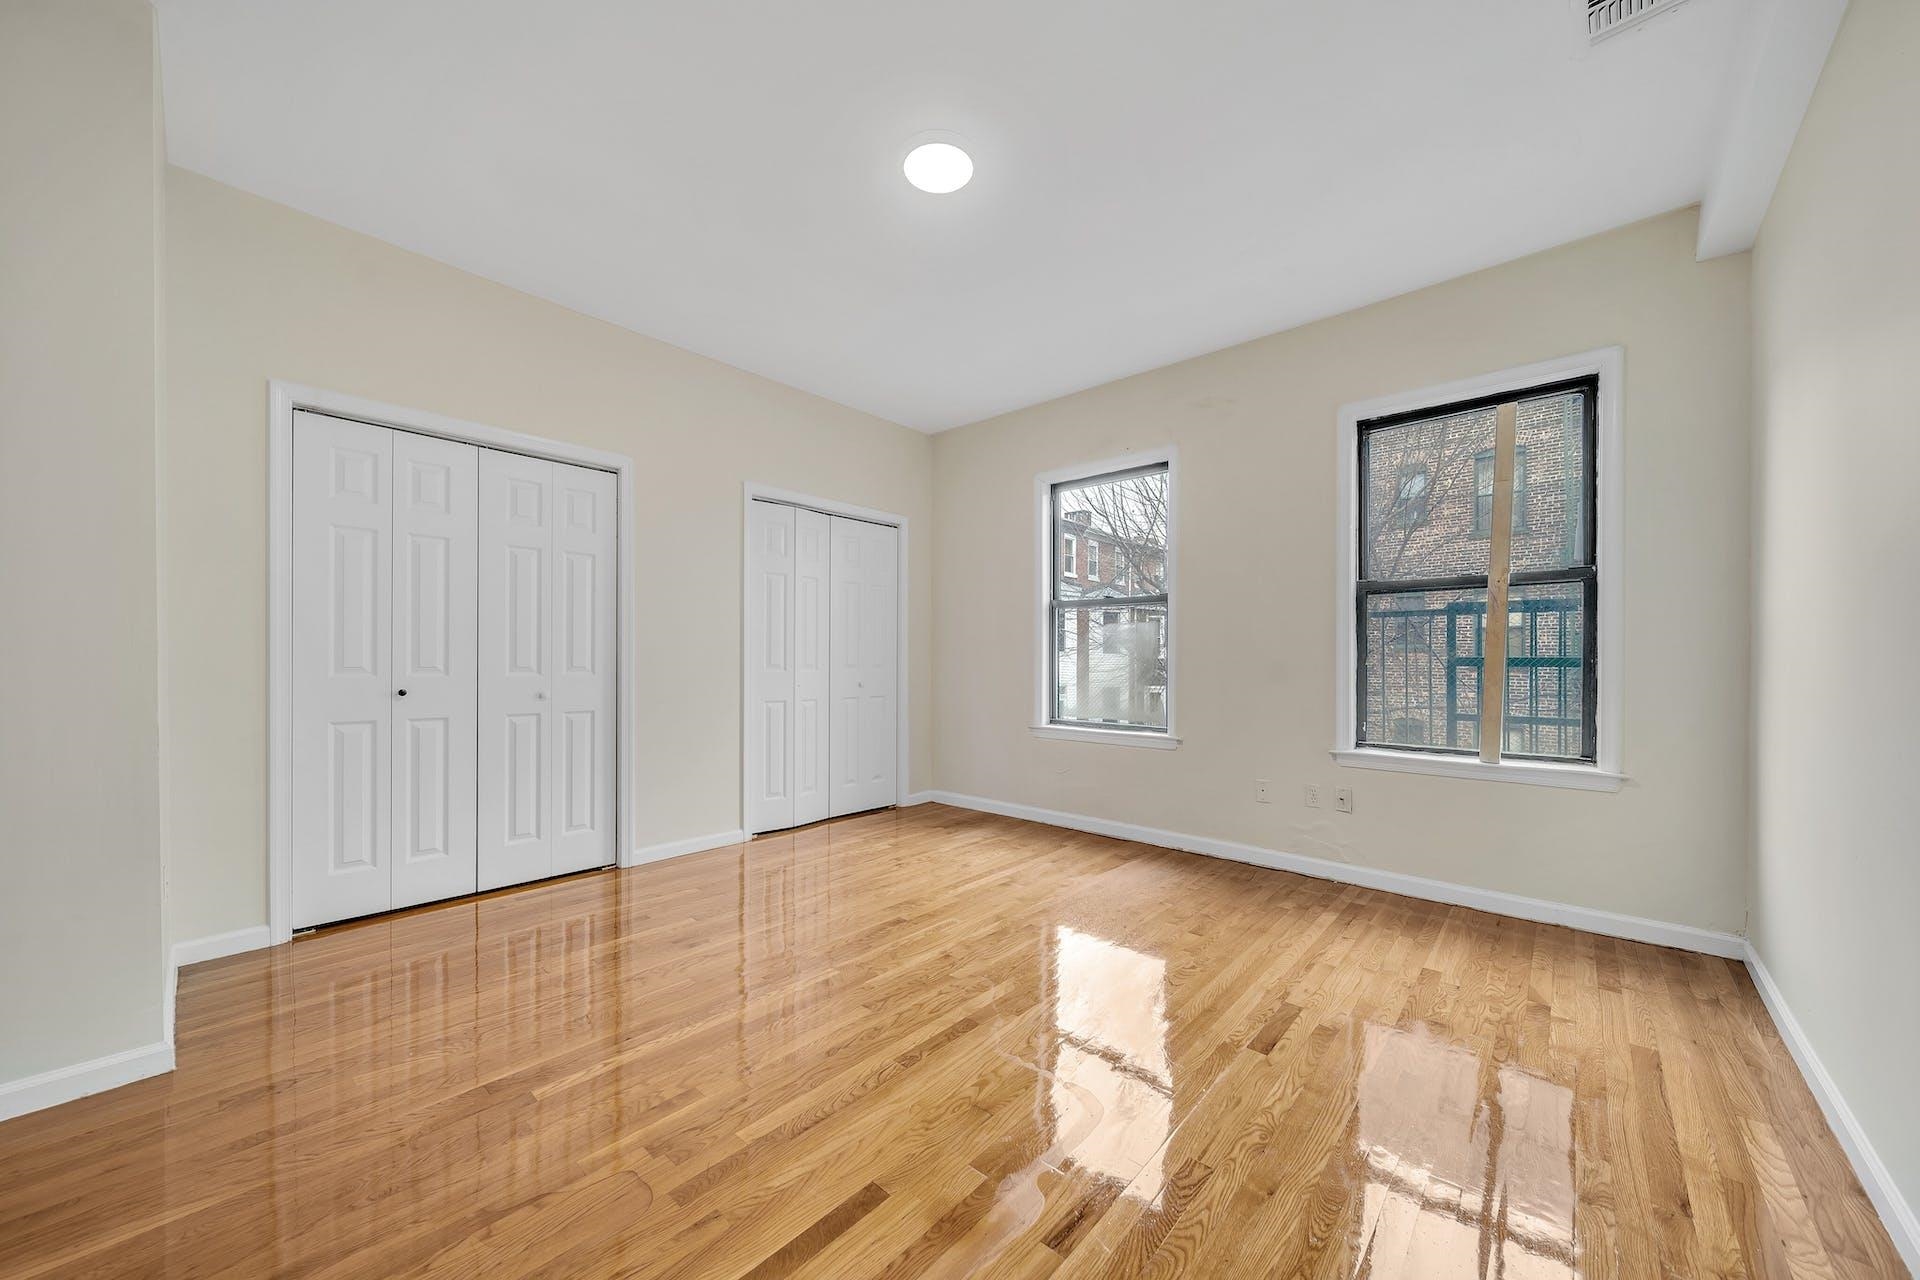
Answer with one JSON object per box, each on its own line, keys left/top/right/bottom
{"left": 903, "top": 141, "right": 973, "bottom": 194}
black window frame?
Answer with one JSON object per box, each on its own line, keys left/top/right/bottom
{"left": 1355, "top": 375, "right": 1599, "bottom": 764}
{"left": 1048, "top": 462, "right": 1171, "bottom": 733}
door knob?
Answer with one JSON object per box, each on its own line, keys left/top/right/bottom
{"left": 396, "top": 689, "right": 408, "bottom": 697}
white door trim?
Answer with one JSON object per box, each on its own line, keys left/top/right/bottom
{"left": 269, "top": 381, "right": 637, "bottom": 944}
{"left": 740, "top": 482, "right": 910, "bottom": 834}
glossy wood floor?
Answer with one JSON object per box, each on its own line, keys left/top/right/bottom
{"left": 0, "top": 804, "right": 1905, "bottom": 1279}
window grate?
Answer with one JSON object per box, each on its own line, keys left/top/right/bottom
{"left": 1587, "top": 0, "right": 1692, "bottom": 42}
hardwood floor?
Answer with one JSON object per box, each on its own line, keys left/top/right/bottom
{"left": 0, "top": 803, "right": 1904, "bottom": 1278}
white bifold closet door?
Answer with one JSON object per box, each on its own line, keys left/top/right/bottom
{"left": 477, "top": 450, "right": 617, "bottom": 890}
{"left": 828, "top": 516, "right": 897, "bottom": 818}
{"left": 392, "top": 429, "right": 480, "bottom": 908}
{"left": 745, "top": 501, "right": 895, "bottom": 834}
{"left": 793, "top": 510, "right": 830, "bottom": 825}
{"left": 745, "top": 501, "right": 832, "bottom": 834}
{"left": 292, "top": 410, "right": 617, "bottom": 929}
{"left": 744, "top": 501, "right": 796, "bottom": 834}
{"left": 292, "top": 411, "right": 479, "bottom": 929}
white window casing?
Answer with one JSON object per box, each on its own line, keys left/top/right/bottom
{"left": 1333, "top": 349, "right": 1624, "bottom": 791}
{"left": 1034, "top": 448, "right": 1179, "bottom": 748}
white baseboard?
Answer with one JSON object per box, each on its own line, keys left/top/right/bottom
{"left": 0, "top": 1041, "right": 175, "bottom": 1124}
{"left": 163, "top": 962, "right": 177, "bottom": 1051}
{"left": 919, "top": 790, "right": 1746, "bottom": 959}
{"left": 900, "top": 790, "right": 936, "bottom": 807}
{"left": 623, "top": 828, "right": 747, "bottom": 869}
{"left": 171, "top": 925, "right": 274, "bottom": 971}
{"left": 1744, "top": 943, "right": 1920, "bottom": 1274}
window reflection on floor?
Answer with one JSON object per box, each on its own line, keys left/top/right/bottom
{"left": 1354, "top": 1022, "right": 1577, "bottom": 1277}
{"left": 1048, "top": 925, "right": 1172, "bottom": 1195}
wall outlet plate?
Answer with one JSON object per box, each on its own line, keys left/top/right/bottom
{"left": 1333, "top": 787, "right": 1353, "bottom": 814}
{"left": 1304, "top": 783, "right": 1321, "bottom": 808}
{"left": 1255, "top": 779, "right": 1272, "bottom": 803}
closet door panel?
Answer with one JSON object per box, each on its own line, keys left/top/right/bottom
{"left": 551, "top": 463, "right": 618, "bottom": 874}
{"left": 745, "top": 500, "right": 796, "bottom": 834}
{"left": 792, "top": 508, "right": 830, "bottom": 827}
{"left": 391, "top": 431, "right": 480, "bottom": 909}
{"left": 828, "top": 517, "right": 860, "bottom": 817}
{"left": 478, "top": 451, "right": 555, "bottom": 890}
{"left": 828, "top": 517, "right": 898, "bottom": 818}
{"left": 292, "top": 411, "right": 395, "bottom": 928}
{"left": 860, "top": 522, "right": 899, "bottom": 809}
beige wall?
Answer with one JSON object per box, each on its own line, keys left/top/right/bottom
{"left": 1750, "top": 0, "right": 1920, "bottom": 1222}
{"left": 933, "top": 208, "right": 1752, "bottom": 933}
{"left": 164, "top": 168, "right": 933, "bottom": 944}
{"left": 0, "top": 0, "right": 167, "bottom": 1079}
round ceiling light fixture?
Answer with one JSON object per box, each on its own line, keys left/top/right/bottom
{"left": 903, "top": 141, "right": 973, "bottom": 194}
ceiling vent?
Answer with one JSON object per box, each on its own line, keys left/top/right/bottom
{"left": 1587, "top": 0, "right": 1693, "bottom": 42}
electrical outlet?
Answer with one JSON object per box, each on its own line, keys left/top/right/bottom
{"left": 1254, "top": 779, "right": 1272, "bottom": 804}
{"left": 1304, "top": 783, "right": 1321, "bottom": 809}
{"left": 1333, "top": 787, "right": 1354, "bottom": 814}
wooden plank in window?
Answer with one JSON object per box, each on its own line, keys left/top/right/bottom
{"left": 1478, "top": 401, "right": 1518, "bottom": 763}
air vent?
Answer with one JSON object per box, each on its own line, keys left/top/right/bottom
{"left": 1587, "top": 0, "right": 1692, "bottom": 42}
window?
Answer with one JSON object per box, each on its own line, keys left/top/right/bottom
{"left": 1042, "top": 458, "right": 1173, "bottom": 740}
{"left": 1395, "top": 466, "right": 1432, "bottom": 527}
{"left": 1473, "top": 446, "right": 1530, "bottom": 536}
{"left": 1063, "top": 533, "right": 1078, "bottom": 576}
{"left": 1341, "top": 356, "right": 1616, "bottom": 786}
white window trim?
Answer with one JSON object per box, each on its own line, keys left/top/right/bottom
{"left": 1332, "top": 348, "right": 1625, "bottom": 791}
{"left": 1032, "top": 724, "right": 1181, "bottom": 749}
{"left": 1033, "top": 447, "right": 1179, "bottom": 748}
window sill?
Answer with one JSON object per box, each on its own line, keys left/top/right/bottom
{"left": 1031, "top": 724, "right": 1181, "bottom": 750}
{"left": 1330, "top": 748, "right": 1623, "bottom": 792}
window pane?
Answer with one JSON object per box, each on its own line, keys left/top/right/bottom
{"left": 1054, "top": 603, "right": 1167, "bottom": 728}
{"left": 1362, "top": 390, "right": 1587, "bottom": 580}
{"left": 1359, "top": 588, "right": 1488, "bottom": 753}
{"left": 1500, "top": 582, "right": 1588, "bottom": 761}
{"left": 1359, "top": 582, "right": 1591, "bottom": 760}
{"left": 1056, "top": 467, "right": 1168, "bottom": 601}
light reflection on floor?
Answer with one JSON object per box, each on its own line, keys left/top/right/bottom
{"left": 1049, "top": 925, "right": 1173, "bottom": 1196}
{"left": 1353, "top": 1022, "right": 1577, "bottom": 1277}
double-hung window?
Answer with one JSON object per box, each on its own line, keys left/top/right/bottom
{"left": 1040, "top": 457, "right": 1174, "bottom": 741}
{"left": 1341, "top": 355, "right": 1618, "bottom": 787}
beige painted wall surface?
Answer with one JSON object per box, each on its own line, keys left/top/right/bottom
{"left": 933, "top": 208, "right": 1751, "bottom": 933}
{"left": 164, "top": 168, "right": 933, "bottom": 944}
{"left": 1750, "top": 0, "right": 1920, "bottom": 1221}
{"left": 0, "top": 0, "right": 166, "bottom": 1078}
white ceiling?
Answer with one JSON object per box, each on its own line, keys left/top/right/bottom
{"left": 157, "top": 0, "right": 1769, "bottom": 431}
